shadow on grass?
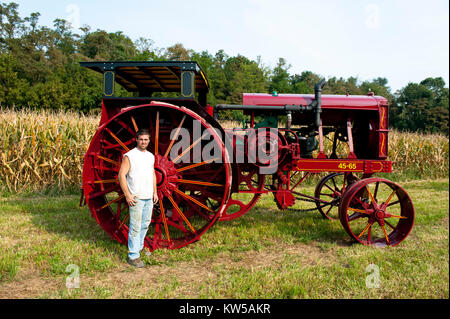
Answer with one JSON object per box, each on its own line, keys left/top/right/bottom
{"left": 215, "top": 203, "right": 354, "bottom": 248}
{"left": 21, "top": 194, "right": 126, "bottom": 257}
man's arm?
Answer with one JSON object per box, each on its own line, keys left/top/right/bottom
{"left": 153, "top": 167, "right": 158, "bottom": 203}
{"left": 118, "top": 156, "right": 136, "bottom": 206}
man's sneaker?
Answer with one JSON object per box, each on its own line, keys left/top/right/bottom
{"left": 127, "top": 257, "right": 145, "bottom": 268}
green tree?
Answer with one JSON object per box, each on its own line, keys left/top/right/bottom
{"left": 291, "top": 71, "right": 321, "bottom": 94}
{"left": 0, "top": 53, "right": 29, "bottom": 107}
{"left": 390, "top": 78, "right": 448, "bottom": 134}
{"left": 360, "top": 77, "right": 393, "bottom": 102}
{"left": 224, "top": 54, "right": 268, "bottom": 104}
{"left": 325, "top": 76, "right": 362, "bottom": 95}
{"left": 164, "top": 43, "right": 192, "bottom": 61}
{"left": 269, "top": 57, "right": 292, "bottom": 93}
{"left": 134, "top": 37, "right": 161, "bottom": 61}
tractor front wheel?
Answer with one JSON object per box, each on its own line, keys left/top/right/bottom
{"left": 338, "top": 178, "right": 415, "bottom": 247}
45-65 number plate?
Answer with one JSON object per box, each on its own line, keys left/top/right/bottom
{"left": 294, "top": 159, "right": 391, "bottom": 173}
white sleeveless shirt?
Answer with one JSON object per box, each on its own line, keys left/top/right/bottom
{"left": 123, "top": 147, "right": 155, "bottom": 199}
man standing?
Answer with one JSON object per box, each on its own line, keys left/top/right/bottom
{"left": 118, "top": 128, "right": 158, "bottom": 268}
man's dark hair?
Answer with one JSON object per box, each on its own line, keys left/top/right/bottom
{"left": 136, "top": 128, "right": 150, "bottom": 138}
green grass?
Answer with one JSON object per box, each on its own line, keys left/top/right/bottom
{"left": 0, "top": 178, "right": 448, "bottom": 299}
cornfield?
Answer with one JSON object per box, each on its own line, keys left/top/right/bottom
{"left": 0, "top": 110, "right": 448, "bottom": 193}
{"left": 0, "top": 108, "right": 99, "bottom": 193}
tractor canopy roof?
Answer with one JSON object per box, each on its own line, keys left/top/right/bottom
{"left": 80, "top": 61, "right": 209, "bottom": 97}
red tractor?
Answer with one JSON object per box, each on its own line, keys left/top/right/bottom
{"left": 81, "top": 61, "right": 414, "bottom": 251}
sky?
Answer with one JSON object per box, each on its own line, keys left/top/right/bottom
{"left": 9, "top": 0, "right": 450, "bottom": 93}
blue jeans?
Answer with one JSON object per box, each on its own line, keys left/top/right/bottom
{"left": 128, "top": 198, "right": 153, "bottom": 260}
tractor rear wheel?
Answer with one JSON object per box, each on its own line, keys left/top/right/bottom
{"left": 82, "top": 102, "right": 232, "bottom": 251}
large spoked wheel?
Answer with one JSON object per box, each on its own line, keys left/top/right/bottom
{"left": 82, "top": 102, "right": 232, "bottom": 251}
{"left": 314, "top": 172, "right": 360, "bottom": 220}
{"left": 339, "top": 178, "right": 415, "bottom": 247}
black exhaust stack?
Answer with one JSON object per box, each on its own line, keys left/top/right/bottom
{"left": 313, "top": 79, "right": 326, "bottom": 130}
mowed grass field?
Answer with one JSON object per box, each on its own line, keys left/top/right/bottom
{"left": 0, "top": 178, "right": 448, "bottom": 299}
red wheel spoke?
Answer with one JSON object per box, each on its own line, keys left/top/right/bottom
{"left": 115, "top": 118, "right": 135, "bottom": 136}
{"left": 385, "top": 212, "right": 408, "bottom": 219}
{"left": 94, "top": 166, "right": 119, "bottom": 173}
{"left": 384, "top": 220, "right": 396, "bottom": 230}
{"left": 181, "top": 169, "right": 220, "bottom": 176}
{"left": 385, "top": 220, "right": 407, "bottom": 237}
{"left": 164, "top": 115, "right": 186, "bottom": 158}
{"left": 330, "top": 176, "right": 338, "bottom": 191}
{"left": 183, "top": 198, "right": 214, "bottom": 221}
{"left": 97, "top": 155, "right": 120, "bottom": 166}
{"left": 93, "top": 179, "right": 118, "bottom": 184}
{"left": 384, "top": 189, "right": 397, "bottom": 207}
{"left": 105, "top": 128, "right": 130, "bottom": 152}
{"left": 178, "top": 179, "right": 223, "bottom": 187}
{"left": 381, "top": 224, "right": 390, "bottom": 245}
{"left": 373, "top": 182, "right": 380, "bottom": 199}
{"left": 173, "top": 188, "right": 214, "bottom": 213}
{"left": 320, "top": 193, "right": 335, "bottom": 198}
{"left": 323, "top": 183, "right": 335, "bottom": 193}
{"left": 101, "top": 139, "right": 132, "bottom": 150}
{"left": 130, "top": 115, "right": 138, "bottom": 132}
{"left": 347, "top": 207, "right": 370, "bottom": 214}
{"left": 166, "top": 218, "right": 189, "bottom": 232}
{"left": 167, "top": 195, "right": 196, "bottom": 234}
{"left": 348, "top": 212, "right": 365, "bottom": 222}
{"left": 100, "top": 194, "right": 125, "bottom": 210}
{"left": 366, "top": 186, "right": 377, "bottom": 205}
{"left": 89, "top": 185, "right": 120, "bottom": 199}
{"left": 353, "top": 195, "right": 369, "bottom": 208}
{"left": 117, "top": 212, "right": 129, "bottom": 230}
{"left": 176, "top": 157, "right": 220, "bottom": 173}
{"left": 357, "top": 222, "right": 373, "bottom": 239}
{"left": 159, "top": 200, "right": 171, "bottom": 244}
{"left": 324, "top": 204, "right": 333, "bottom": 217}
{"left": 387, "top": 199, "right": 401, "bottom": 207}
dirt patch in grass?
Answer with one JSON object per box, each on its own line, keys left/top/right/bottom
{"left": 0, "top": 241, "right": 335, "bottom": 298}
{"left": 0, "top": 266, "right": 61, "bottom": 298}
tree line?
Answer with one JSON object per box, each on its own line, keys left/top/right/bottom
{"left": 0, "top": 2, "right": 448, "bottom": 134}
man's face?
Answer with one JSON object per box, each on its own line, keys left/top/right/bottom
{"left": 136, "top": 134, "right": 150, "bottom": 150}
